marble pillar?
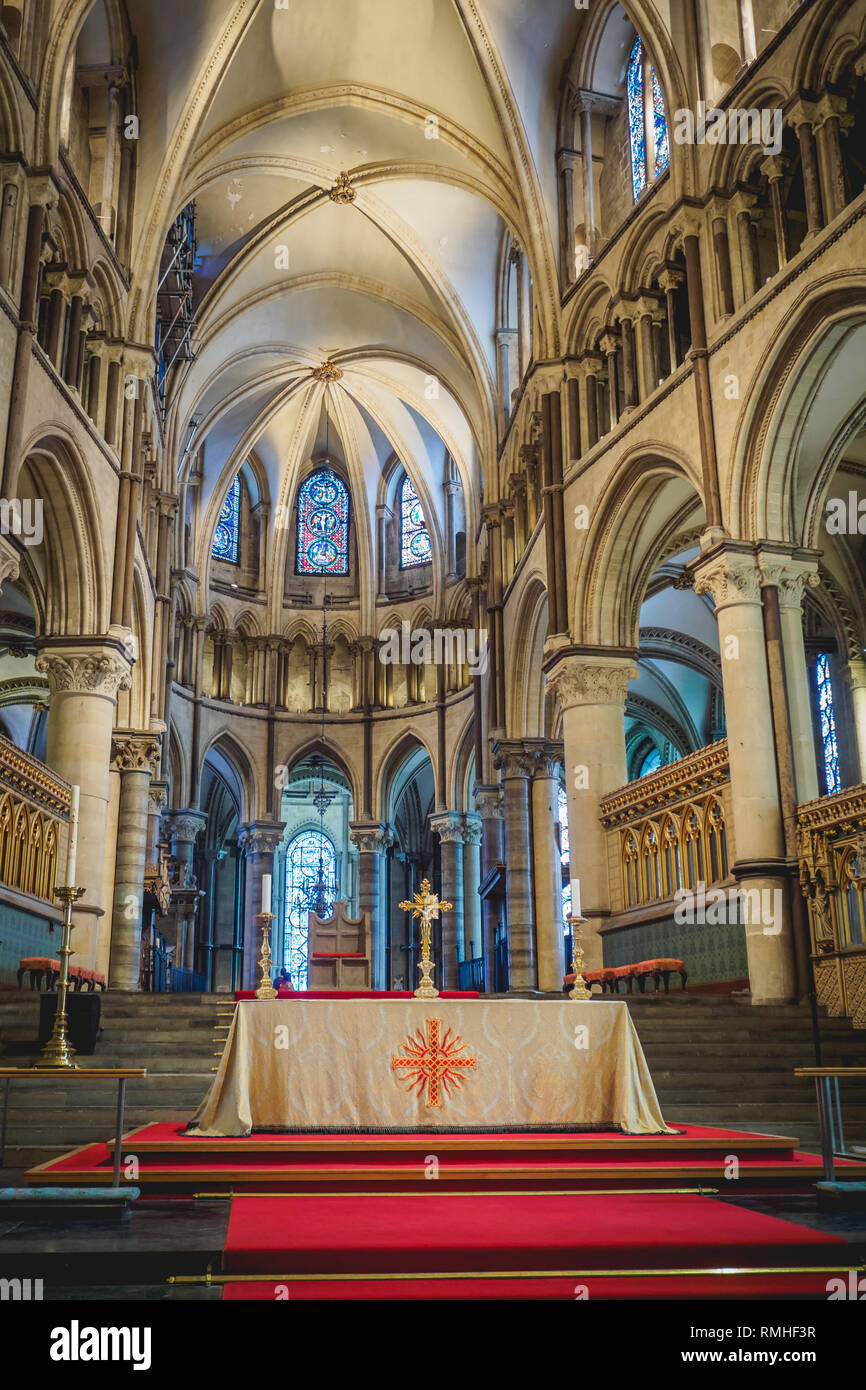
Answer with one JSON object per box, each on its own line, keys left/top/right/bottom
{"left": 108, "top": 732, "right": 161, "bottom": 989}
{"left": 462, "top": 816, "right": 483, "bottom": 960}
{"left": 845, "top": 659, "right": 866, "bottom": 786}
{"left": 757, "top": 549, "right": 821, "bottom": 805}
{"left": 237, "top": 821, "right": 286, "bottom": 989}
{"left": 693, "top": 546, "right": 795, "bottom": 1004}
{"left": 429, "top": 811, "right": 464, "bottom": 988}
{"left": 349, "top": 822, "right": 390, "bottom": 990}
{"left": 35, "top": 637, "right": 133, "bottom": 976}
{"left": 545, "top": 654, "right": 637, "bottom": 973}
{"left": 475, "top": 784, "right": 504, "bottom": 991}
{"left": 493, "top": 742, "right": 536, "bottom": 990}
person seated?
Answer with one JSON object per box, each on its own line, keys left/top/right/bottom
{"left": 274, "top": 966, "right": 293, "bottom": 992}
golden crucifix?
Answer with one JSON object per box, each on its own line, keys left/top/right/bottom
{"left": 399, "top": 877, "right": 452, "bottom": 999}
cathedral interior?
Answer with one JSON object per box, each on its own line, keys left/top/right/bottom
{"left": 0, "top": 0, "right": 866, "bottom": 1324}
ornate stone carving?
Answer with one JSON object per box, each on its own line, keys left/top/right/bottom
{"left": 111, "top": 733, "right": 161, "bottom": 776}
{"left": 691, "top": 552, "right": 763, "bottom": 609}
{"left": 36, "top": 649, "right": 133, "bottom": 699}
{"left": 429, "top": 811, "right": 464, "bottom": 844}
{"left": 756, "top": 553, "right": 820, "bottom": 610}
{"left": 165, "top": 809, "right": 208, "bottom": 845}
{"left": 545, "top": 656, "right": 638, "bottom": 712}
{"left": 237, "top": 821, "right": 285, "bottom": 856}
{"left": 492, "top": 741, "right": 533, "bottom": 781}
{"left": 474, "top": 784, "right": 503, "bottom": 820}
{"left": 461, "top": 815, "right": 483, "bottom": 846}
{"left": 349, "top": 822, "right": 391, "bottom": 855}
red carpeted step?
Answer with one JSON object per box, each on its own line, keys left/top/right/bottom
{"left": 221, "top": 1270, "right": 840, "bottom": 1300}
{"left": 222, "top": 1192, "right": 847, "bottom": 1276}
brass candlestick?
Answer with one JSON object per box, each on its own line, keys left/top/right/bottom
{"left": 37, "top": 885, "right": 86, "bottom": 1069}
{"left": 400, "top": 878, "right": 452, "bottom": 1000}
{"left": 567, "top": 914, "right": 592, "bottom": 1001}
{"left": 255, "top": 912, "right": 277, "bottom": 999}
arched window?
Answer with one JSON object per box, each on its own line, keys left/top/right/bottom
{"left": 638, "top": 747, "right": 662, "bottom": 778}
{"left": 283, "top": 829, "right": 338, "bottom": 989}
{"left": 400, "top": 474, "right": 432, "bottom": 568}
{"left": 815, "top": 653, "right": 840, "bottom": 795}
{"left": 297, "top": 468, "right": 350, "bottom": 575}
{"left": 627, "top": 37, "right": 670, "bottom": 201}
{"left": 212, "top": 475, "right": 240, "bottom": 564}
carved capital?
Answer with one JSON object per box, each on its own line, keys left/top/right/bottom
{"left": 474, "top": 784, "right": 503, "bottom": 820}
{"left": 165, "top": 808, "right": 208, "bottom": 846}
{"left": 237, "top": 820, "right": 285, "bottom": 856}
{"left": 692, "top": 550, "right": 763, "bottom": 609}
{"left": 756, "top": 550, "right": 820, "bottom": 610}
{"left": 0, "top": 535, "right": 20, "bottom": 589}
{"left": 35, "top": 643, "right": 133, "bottom": 699}
{"left": 111, "top": 731, "right": 161, "bottom": 776}
{"left": 461, "top": 815, "right": 483, "bottom": 846}
{"left": 429, "top": 811, "right": 464, "bottom": 844}
{"left": 545, "top": 654, "right": 638, "bottom": 712}
{"left": 349, "top": 821, "right": 391, "bottom": 855}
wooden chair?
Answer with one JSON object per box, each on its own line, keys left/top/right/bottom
{"left": 307, "top": 900, "right": 371, "bottom": 990}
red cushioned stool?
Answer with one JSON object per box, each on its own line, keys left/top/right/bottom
{"left": 17, "top": 957, "right": 61, "bottom": 991}
{"left": 636, "top": 957, "right": 688, "bottom": 992}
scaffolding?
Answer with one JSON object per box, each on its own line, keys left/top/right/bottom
{"left": 154, "top": 202, "right": 198, "bottom": 418}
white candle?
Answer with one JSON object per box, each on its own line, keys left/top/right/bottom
{"left": 571, "top": 877, "right": 581, "bottom": 919}
{"left": 262, "top": 873, "right": 272, "bottom": 915}
{"left": 66, "top": 785, "right": 80, "bottom": 887}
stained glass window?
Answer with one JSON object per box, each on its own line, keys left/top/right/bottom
{"left": 283, "top": 829, "right": 338, "bottom": 989}
{"left": 297, "top": 468, "right": 349, "bottom": 575}
{"left": 212, "top": 475, "right": 240, "bottom": 563}
{"left": 816, "top": 653, "right": 841, "bottom": 795}
{"left": 639, "top": 747, "right": 662, "bottom": 778}
{"left": 400, "top": 474, "right": 432, "bottom": 568}
{"left": 651, "top": 67, "right": 670, "bottom": 179}
{"left": 627, "top": 38, "right": 669, "bottom": 201}
{"left": 557, "top": 785, "right": 571, "bottom": 923}
{"left": 627, "top": 39, "right": 646, "bottom": 200}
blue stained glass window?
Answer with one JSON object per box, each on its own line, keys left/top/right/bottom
{"left": 651, "top": 67, "right": 670, "bottom": 178}
{"left": 400, "top": 474, "right": 432, "bottom": 568}
{"left": 212, "top": 475, "right": 240, "bottom": 563}
{"left": 639, "top": 747, "right": 662, "bottom": 778}
{"left": 557, "top": 785, "right": 571, "bottom": 923}
{"left": 627, "top": 38, "right": 646, "bottom": 200}
{"left": 297, "top": 468, "right": 349, "bottom": 575}
{"left": 283, "top": 829, "right": 338, "bottom": 989}
{"left": 816, "top": 653, "right": 841, "bottom": 795}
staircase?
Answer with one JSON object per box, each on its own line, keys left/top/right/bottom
{"left": 1, "top": 990, "right": 865, "bottom": 1171}
{"left": 625, "top": 993, "right": 866, "bottom": 1146}
{"left": 0, "top": 991, "right": 225, "bottom": 1170}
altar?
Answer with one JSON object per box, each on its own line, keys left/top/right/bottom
{"left": 187, "top": 997, "right": 674, "bottom": 1137}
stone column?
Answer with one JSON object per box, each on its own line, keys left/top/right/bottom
{"left": 0, "top": 175, "right": 19, "bottom": 290}
{"left": 757, "top": 548, "right": 821, "bottom": 804}
{"left": 349, "top": 822, "right": 390, "bottom": 989}
{"left": 545, "top": 654, "right": 636, "bottom": 973}
{"left": 525, "top": 742, "right": 565, "bottom": 992}
{"left": 430, "top": 811, "right": 464, "bottom": 987}
{"left": 63, "top": 292, "right": 84, "bottom": 389}
{"left": 813, "top": 93, "right": 852, "bottom": 225}
{"left": 635, "top": 295, "right": 662, "bottom": 398}
{"left": 599, "top": 331, "right": 619, "bottom": 431}
{"left": 493, "top": 741, "right": 536, "bottom": 990}
{"left": 2, "top": 176, "right": 56, "bottom": 496}
{"left": 109, "top": 732, "right": 161, "bottom": 989}
{"left": 462, "top": 816, "right": 482, "bottom": 960}
{"left": 845, "top": 659, "right": 866, "bottom": 785}
{"left": 614, "top": 308, "right": 638, "bottom": 411}
{"left": 35, "top": 637, "right": 133, "bottom": 974}
{"left": 658, "top": 268, "right": 684, "bottom": 370}
{"left": 237, "top": 821, "right": 285, "bottom": 989}
{"left": 761, "top": 154, "right": 790, "bottom": 268}
{"left": 583, "top": 355, "right": 602, "bottom": 448}
{"left": 709, "top": 200, "right": 735, "bottom": 317}
{"left": 693, "top": 546, "right": 794, "bottom": 1003}
{"left": 475, "top": 784, "right": 503, "bottom": 991}
{"left": 576, "top": 94, "right": 597, "bottom": 258}
{"left": 787, "top": 101, "right": 823, "bottom": 239}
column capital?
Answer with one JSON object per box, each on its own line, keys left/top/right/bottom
{"left": 473, "top": 783, "right": 503, "bottom": 820}
{"left": 111, "top": 730, "right": 161, "bottom": 776}
{"left": 148, "top": 779, "right": 169, "bottom": 816}
{"left": 428, "top": 810, "right": 464, "bottom": 843}
{"left": 349, "top": 820, "right": 391, "bottom": 855}
{"left": 35, "top": 637, "right": 134, "bottom": 700}
{"left": 668, "top": 206, "right": 705, "bottom": 244}
{"left": 760, "top": 153, "right": 788, "bottom": 182}
{"left": 520, "top": 738, "right": 565, "bottom": 780}
{"left": 598, "top": 330, "right": 620, "bottom": 357}
{"left": 812, "top": 92, "right": 853, "bottom": 133}
{"left": 756, "top": 546, "right": 821, "bottom": 609}
{"left": 544, "top": 652, "right": 638, "bottom": 713}
{"left": 165, "top": 808, "right": 208, "bottom": 845}
{"left": 237, "top": 820, "right": 285, "bottom": 855}
{"left": 461, "top": 814, "right": 483, "bottom": 846}
{"left": 785, "top": 97, "right": 818, "bottom": 131}
{"left": 657, "top": 266, "right": 685, "bottom": 293}
{"left": 691, "top": 545, "right": 763, "bottom": 610}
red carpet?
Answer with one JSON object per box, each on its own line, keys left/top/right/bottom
{"left": 222, "top": 1191, "right": 846, "bottom": 1277}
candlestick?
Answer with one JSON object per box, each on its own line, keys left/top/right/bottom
{"left": 255, "top": 912, "right": 277, "bottom": 999}
{"left": 262, "top": 873, "right": 272, "bottom": 916}
{"left": 66, "top": 785, "right": 80, "bottom": 887}
{"left": 567, "top": 913, "right": 592, "bottom": 1001}
{"left": 37, "top": 885, "right": 85, "bottom": 1069}
{"left": 571, "top": 876, "right": 581, "bottom": 920}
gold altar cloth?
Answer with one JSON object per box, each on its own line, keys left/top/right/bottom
{"left": 188, "top": 998, "right": 674, "bottom": 1136}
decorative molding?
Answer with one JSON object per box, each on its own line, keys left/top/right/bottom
{"left": 237, "top": 820, "right": 285, "bottom": 856}
{"left": 165, "top": 808, "right": 209, "bottom": 846}
{"left": 111, "top": 733, "right": 161, "bottom": 777}
{"left": 599, "top": 739, "right": 730, "bottom": 827}
{"left": 35, "top": 649, "right": 132, "bottom": 699}
{"left": 545, "top": 656, "right": 638, "bottom": 712}
{"left": 0, "top": 732, "right": 72, "bottom": 816}
{"left": 691, "top": 551, "right": 763, "bottom": 609}
{"left": 349, "top": 821, "right": 391, "bottom": 855}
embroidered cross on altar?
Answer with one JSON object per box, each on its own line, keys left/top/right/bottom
{"left": 391, "top": 1016, "right": 477, "bottom": 1107}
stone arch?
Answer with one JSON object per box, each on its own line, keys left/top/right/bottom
{"left": 507, "top": 574, "right": 549, "bottom": 739}
{"left": 377, "top": 728, "right": 437, "bottom": 825}
{"left": 200, "top": 729, "right": 257, "bottom": 824}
